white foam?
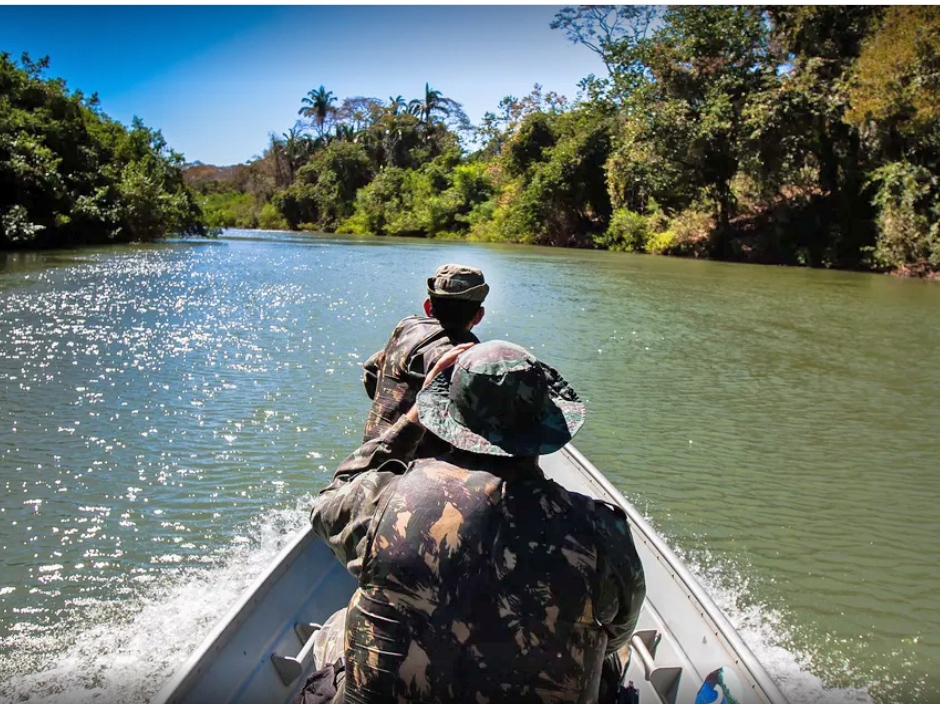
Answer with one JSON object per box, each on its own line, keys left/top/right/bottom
{"left": 0, "top": 498, "right": 312, "bottom": 704}
{"left": 670, "top": 541, "right": 874, "bottom": 704}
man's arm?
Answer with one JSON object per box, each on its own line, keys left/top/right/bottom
{"left": 596, "top": 505, "right": 647, "bottom": 655}
{"left": 312, "top": 341, "right": 474, "bottom": 577}
{"left": 310, "top": 414, "right": 425, "bottom": 577}
{"left": 594, "top": 507, "right": 646, "bottom": 702}
{"left": 362, "top": 349, "right": 384, "bottom": 400}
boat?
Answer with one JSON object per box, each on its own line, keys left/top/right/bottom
{"left": 152, "top": 445, "right": 791, "bottom": 704}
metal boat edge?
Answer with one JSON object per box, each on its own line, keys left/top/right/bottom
{"left": 555, "top": 445, "right": 789, "bottom": 704}
{"left": 152, "top": 528, "right": 318, "bottom": 704}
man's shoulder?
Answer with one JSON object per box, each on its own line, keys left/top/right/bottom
{"left": 387, "top": 315, "right": 440, "bottom": 346}
{"left": 546, "top": 483, "right": 633, "bottom": 540}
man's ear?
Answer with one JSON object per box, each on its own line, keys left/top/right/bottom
{"left": 423, "top": 298, "right": 432, "bottom": 317}
{"left": 472, "top": 306, "right": 485, "bottom": 327}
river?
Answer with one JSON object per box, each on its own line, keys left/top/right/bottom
{"left": 1, "top": 229, "right": 938, "bottom": 703}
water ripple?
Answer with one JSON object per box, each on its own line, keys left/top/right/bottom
{"left": 2, "top": 233, "right": 939, "bottom": 703}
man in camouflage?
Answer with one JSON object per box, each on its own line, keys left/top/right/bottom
{"left": 310, "top": 340, "right": 646, "bottom": 704}
{"left": 361, "top": 264, "right": 488, "bottom": 458}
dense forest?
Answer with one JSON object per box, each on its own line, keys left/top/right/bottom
{"left": 4, "top": 7, "right": 940, "bottom": 276}
{"left": 188, "top": 6, "right": 940, "bottom": 277}
{"left": 0, "top": 52, "right": 207, "bottom": 249}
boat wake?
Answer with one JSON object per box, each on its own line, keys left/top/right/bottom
{"left": 1, "top": 499, "right": 874, "bottom": 704}
{"left": 670, "top": 542, "right": 874, "bottom": 704}
{"left": 0, "top": 500, "right": 312, "bottom": 704}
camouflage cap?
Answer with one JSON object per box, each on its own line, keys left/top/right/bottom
{"left": 426, "top": 264, "right": 489, "bottom": 302}
{"left": 416, "top": 340, "right": 585, "bottom": 457}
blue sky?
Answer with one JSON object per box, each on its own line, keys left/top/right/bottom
{"left": 0, "top": 5, "right": 607, "bottom": 165}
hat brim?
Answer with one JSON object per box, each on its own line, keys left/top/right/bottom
{"left": 416, "top": 364, "right": 586, "bottom": 457}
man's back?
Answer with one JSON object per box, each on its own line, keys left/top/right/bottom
{"left": 342, "top": 456, "right": 645, "bottom": 704}
{"left": 362, "top": 315, "right": 477, "bottom": 451}
{"left": 362, "top": 264, "right": 488, "bottom": 454}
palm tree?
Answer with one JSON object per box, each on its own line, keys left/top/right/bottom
{"left": 281, "top": 127, "right": 304, "bottom": 183}
{"left": 333, "top": 124, "right": 357, "bottom": 143}
{"left": 299, "top": 86, "right": 336, "bottom": 138}
{"left": 266, "top": 133, "right": 289, "bottom": 189}
{"left": 388, "top": 95, "right": 407, "bottom": 116}
{"left": 415, "top": 83, "right": 462, "bottom": 129}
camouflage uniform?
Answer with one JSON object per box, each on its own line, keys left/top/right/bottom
{"left": 311, "top": 341, "right": 646, "bottom": 704}
{"left": 361, "top": 315, "right": 478, "bottom": 454}
{"left": 361, "top": 264, "right": 488, "bottom": 458}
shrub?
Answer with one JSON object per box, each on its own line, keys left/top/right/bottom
{"left": 870, "top": 161, "right": 940, "bottom": 276}
{"left": 646, "top": 230, "right": 678, "bottom": 254}
{"left": 663, "top": 207, "right": 714, "bottom": 255}
{"left": 258, "top": 202, "right": 288, "bottom": 230}
{"left": 596, "top": 208, "right": 650, "bottom": 251}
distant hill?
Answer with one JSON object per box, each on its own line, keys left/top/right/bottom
{"left": 183, "top": 162, "right": 252, "bottom": 193}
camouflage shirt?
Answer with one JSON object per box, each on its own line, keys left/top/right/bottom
{"left": 310, "top": 416, "right": 646, "bottom": 704}
{"left": 362, "top": 316, "right": 478, "bottom": 457}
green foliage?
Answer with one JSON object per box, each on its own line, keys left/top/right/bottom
{"left": 614, "top": 6, "right": 772, "bottom": 229}
{"left": 660, "top": 207, "right": 714, "bottom": 256}
{"left": 273, "top": 141, "right": 372, "bottom": 230}
{"left": 478, "top": 108, "right": 613, "bottom": 246}
{"left": 0, "top": 52, "right": 208, "bottom": 249}
{"left": 595, "top": 202, "right": 708, "bottom": 256}
{"left": 341, "top": 156, "right": 494, "bottom": 238}
{"left": 645, "top": 231, "right": 677, "bottom": 255}
{"left": 846, "top": 6, "right": 940, "bottom": 158}
{"left": 597, "top": 208, "right": 649, "bottom": 252}
{"left": 201, "top": 191, "right": 258, "bottom": 229}
{"left": 503, "top": 112, "right": 557, "bottom": 177}
{"left": 475, "top": 84, "right": 571, "bottom": 158}
{"left": 258, "top": 202, "right": 289, "bottom": 231}
{"left": 869, "top": 161, "right": 940, "bottom": 275}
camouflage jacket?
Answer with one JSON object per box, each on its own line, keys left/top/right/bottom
{"left": 362, "top": 316, "right": 478, "bottom": 457}
{"left": 310, "top": 416, "right": 646, "bottom": 704}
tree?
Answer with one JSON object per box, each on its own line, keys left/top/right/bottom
{"left": 842, "top": 7, "right": 940, "bottom": 276}
{"left": 273, "top": 140, "right": 372, "bottom": 230}
{"left": 1, "top": 52, "right": 207, "bottom": 249}
{"left": 334, "top": 96, "right": 384, "bottom": 133}
{"left": 362, "top": 111, "right": 426, "bottom": 170}
{"left": 845, "top": 6, "right": 940, "bottom": 162}
{"left": 551, "top": 5, "right": 658, "bottom": 76}
{"left": 476, "top": 84, "right": 571, "bottom": 157}
{"left": 266, "top": 133, "right": 289, "bottom": 189}
{"left": 596, "top": 6, "right": 772, "bottom": 239}
{"left": 408, "top": 83, "right": 458, "bottom": 131}
{"left": 388, "top": 95, "right": 407, "bottom": 116}
{"left": 299, "top": 85, "right": 337, "bottom": 138}
{"left": 750, "top": 6, "right": 883, "bottom": 266}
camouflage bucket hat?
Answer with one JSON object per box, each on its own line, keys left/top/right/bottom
{"left": 416, "top": 340, "right": 585, "bottom": 457}
{"left": 427, "top": 264, "right": 489, "bottom": 302}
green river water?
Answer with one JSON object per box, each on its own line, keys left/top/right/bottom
{"left": 1, "top": 229, "right": 938, "bottom": 703}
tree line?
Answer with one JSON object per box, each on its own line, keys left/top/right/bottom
{"left": 0, "top": 52, "right": 207, "bottom": 249}
{"left": 4, "top": 7, "right": 939, "bottom": 276}
{"left": 190, "top": 5, "right": 940, "bottom": 277}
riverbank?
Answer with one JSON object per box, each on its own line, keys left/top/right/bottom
{"left": 183, "top": 7, "right": 940, "bottom": 279}
{"left": 1, "top": 54, "right": 208, "bottom": 251}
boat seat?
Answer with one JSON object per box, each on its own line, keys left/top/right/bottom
{"left": 270, "top": 621, "right": 322, "bottom": 686}
{"left": 630, "top": 628, "right": 683, "bottom": 704}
